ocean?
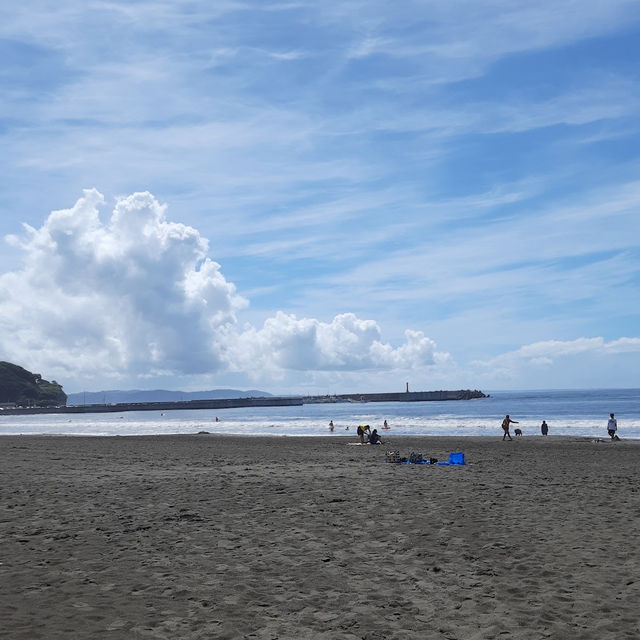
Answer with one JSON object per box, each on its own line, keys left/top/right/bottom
{"left": 0, "top": 388, "right": 638, "bottom": 439}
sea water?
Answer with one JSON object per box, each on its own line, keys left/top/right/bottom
{"left": 0, "top": 388, "right": 638, "bottom": 439}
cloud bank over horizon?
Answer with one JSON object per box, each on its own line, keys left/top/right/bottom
{"left": 0, "top": 190, "right": 449, "bottom": 391}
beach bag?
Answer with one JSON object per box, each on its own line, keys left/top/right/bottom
{"left": 449, "top": 452, "right": 465, "bottom": 465}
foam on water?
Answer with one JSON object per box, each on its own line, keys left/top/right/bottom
{"left": 1, "top": 389, "right": 639, "bottom": 439}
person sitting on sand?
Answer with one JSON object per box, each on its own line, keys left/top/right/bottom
{"left": 607, "top": 413, "right": 619, "bottom": 441}
{"left": 541, "top": 420, "right": 549, "bottom": 436}
{"left": 501, "top": 415, "right": 519, "bottom": 441}
{"left": 369, "top": 428, "right": 384, "bottom": 445}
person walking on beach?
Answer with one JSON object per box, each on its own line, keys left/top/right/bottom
{"left": 607, "top": 413, "right": 619, "bottom": 441}
{"left": 541, "top": 420, "right": 549, "bottom": 436}
{"left": 501, "top": 414, "right": 519, "bottom": 441}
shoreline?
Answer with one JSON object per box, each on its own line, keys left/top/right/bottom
{"left": 2, "top": 432, "right": 639, "bottom": 442}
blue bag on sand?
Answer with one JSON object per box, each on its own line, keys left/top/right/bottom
{"left": 449, "top": 452, "right": 465, "bottom": 465}
{"left": 436, "top": 461, "right": 450, "bottom": 465}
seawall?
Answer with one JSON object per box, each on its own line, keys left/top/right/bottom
{"left": 0, "top": 396, "right": 303, "bottom": 415}
{"left": 302, "top": 390, "right": 487, "bottom": 403}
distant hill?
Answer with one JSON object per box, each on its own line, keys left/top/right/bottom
{"left": 0, "top": 361, "right": 67, "bottom": 407}
{"left": 66, "top": 388, "right": 273, "bottom": 405}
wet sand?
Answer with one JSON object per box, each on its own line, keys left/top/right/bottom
{"left": 1, "top": 434, "right": 638, "bottom": 639}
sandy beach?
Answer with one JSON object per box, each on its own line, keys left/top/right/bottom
{"left": 1, "top": 434, "right": 638, "bottom": 639}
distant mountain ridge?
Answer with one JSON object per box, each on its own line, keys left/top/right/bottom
{"left": 66, "top": 388, "right": 273, "bottom": 405}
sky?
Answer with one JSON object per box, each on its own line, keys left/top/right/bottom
{"left": 1, "top": 1, "right": 640, "bottom": 395}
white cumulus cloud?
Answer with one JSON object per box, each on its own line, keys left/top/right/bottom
{"left": 232, "top": 313, "right": 444, "bottom": 376}
{"left": 1, "top": 189, "right": 246, "bottom": 381}
{"left": 0, "top": 190, "right": 447, "bottom": 389}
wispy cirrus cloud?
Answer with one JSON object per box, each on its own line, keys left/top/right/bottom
{"left": 468, "top": 337, "right": 640, "bottom": 389}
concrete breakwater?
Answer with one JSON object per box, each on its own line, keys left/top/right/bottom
{"left": 302, "top": 390, "right": 487, "bottom": 403}
{"left": 0, "top": 389, "right": 486, "bottom": 415}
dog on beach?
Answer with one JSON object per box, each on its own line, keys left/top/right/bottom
{"left": 514, "top": 428, "right": 523, "bottom": 436}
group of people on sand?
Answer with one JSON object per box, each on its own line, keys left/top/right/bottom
{"left": 327, "top": 420, "right": 385, "bottom": 444}
{"left": 501, "top": 413, "right": 621, "bottom": 441}
{"left": 356, "top": 424, "right": 384, "bottom": 445}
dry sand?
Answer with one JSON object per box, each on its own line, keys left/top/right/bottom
{"left": 1, "top": 434, "right": 638, "bottom": 639}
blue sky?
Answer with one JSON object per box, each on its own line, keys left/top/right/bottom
{"left": 1, "top": 1, "right": 639, "bottom": 394}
